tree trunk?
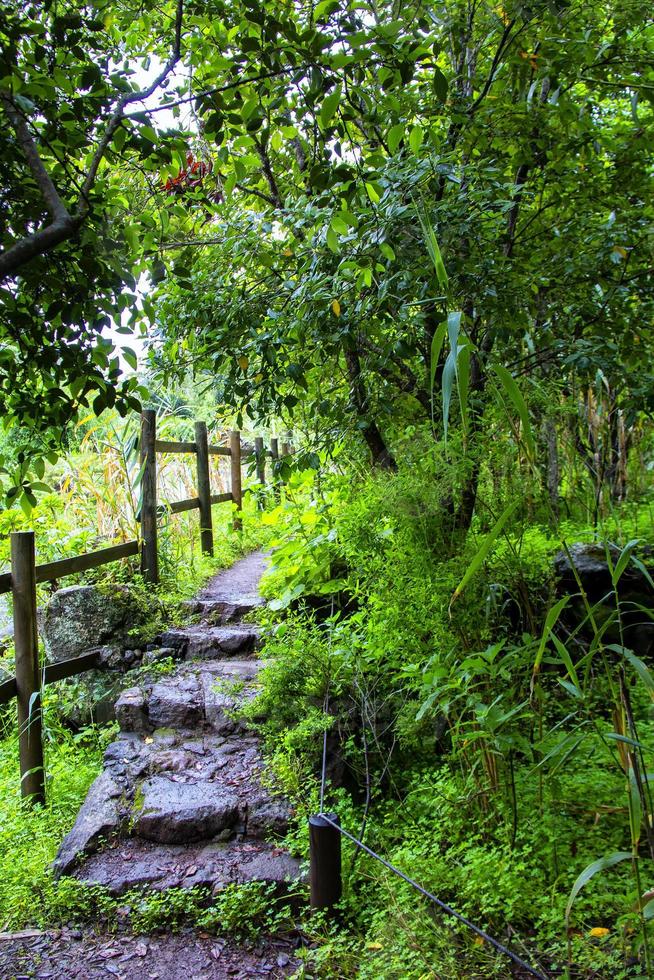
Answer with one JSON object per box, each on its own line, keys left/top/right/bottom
{"left": 344, "top": 347, "right": 396, "bottom": 471}
{"left": 543, "top": 417, "right": 560, "bottom": 519}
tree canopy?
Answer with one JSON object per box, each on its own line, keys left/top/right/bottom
{"left": 1, "top": 0, "right": 653, "bottom": 509}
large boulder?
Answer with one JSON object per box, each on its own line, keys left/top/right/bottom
{"left": 554, "top": 542, "right": 654, "bottom": 657}
{"left": 42, "top": 584, "right": 145, "bottom": 664}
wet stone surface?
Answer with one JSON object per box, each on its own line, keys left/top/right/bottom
{"left": 54, "top": 552, "right": 301, "bottom": 900}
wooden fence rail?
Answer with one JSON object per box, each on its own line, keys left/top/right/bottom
{"left": 0, "top": 412, "right": 292, "bottom": 802}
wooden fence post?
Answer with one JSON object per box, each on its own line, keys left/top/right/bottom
{"left": 254, "top": 435, "right": 266, "bottom": 509}
{"left": 230, "top": 430, "right": 242, "bottom": 531}
{"left": 280, "top": 440, "right": 291, "bottom": 488}
{"left": 270, "top": 437, "right": 280, "bottom": 502}
{"left": 140, "top": 409, "right": 158, "bottom": 583}
{"left": 195, "top": 420, "right": 213, "bottom": 556}
{"left": 309, "top": 813, "right": 342, "bottom": 910}
{"left": 11, "top": 531, "right": 45, "bottom": 804}
{"left": 254, "top": 436, "right": 266, "bottom": 486}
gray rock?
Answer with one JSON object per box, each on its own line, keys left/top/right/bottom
{"left": 160, "top": 626, "right": 258, "bottom": 660}
{"left": 142, "top": 646, "right": 176, "bottom": 666}
{"left": 247, "top": 798, "right": 293, "bottom": 837}
{"left": 204, "top": 658, "right": 261, "bottom": 681}
{"left": 200, "top": 673, "right": 241, "bottom": 734}
{"left": 42, "top": 584, "right": 145, "bottom": 663}
{"left": 209, "top": 846, "right": 303, "bottom": 894}
{"left": 554, "top": 542, "right": 654, "bottom": 657}
{"left": 115, "top": 687, "right": 148, "bottom": 732}
{"left": 104, "top": 736, "right": 150, "bottom": 781}
{"left": 53, "top": 771, "right": 124, "bottom": 876}
{"left": 187, "top": 599, "right": 262, "bottom": 623}
{"left": 132, "top": 777, "right": 240, "bottom": 843}
{"left": 95, "top": 645, "right": 125, "bottom": 669}
{"left": 74, "top": 838, "right": 302, "bottom": 897}
{"left": 147, "top": 749, "right": 193, "bottom": 774}
{"left": 148, "top": 676, "right": 202, "bottom": 730}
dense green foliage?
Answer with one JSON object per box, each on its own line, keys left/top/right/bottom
{"left": 2, "top": 0, "right": 654, "bottom": 977}
{"left": 243, "top": 454, "right": 654, "bottom": 977}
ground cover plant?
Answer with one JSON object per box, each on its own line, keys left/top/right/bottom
{"left": 1, "top": 0, "right": 654, "bottom": 975}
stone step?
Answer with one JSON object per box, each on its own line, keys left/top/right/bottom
{"left": 115, "top": 658, "right": 262, "bottom": 734}
{"left": 160, "top": 624, "right": 260, "bottom": 660}
{"left": 72, "top": 837, "right": 303, "bottom": 898}
{"left": 55, "top": 695, "right": 291, "bottom": 874}
{"left": 53, "top": 552, "right": 299, "bottom": 905}
{"left": 184, "top": 596, "right": 264, "bottom": 624}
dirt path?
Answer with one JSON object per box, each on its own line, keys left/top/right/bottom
{"left": 0, "top": 553, "right": 304, "bottom": 980}
{"left": 0, "top": 928, "right": 298, "bottom": 979}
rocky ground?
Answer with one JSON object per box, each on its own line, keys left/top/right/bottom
{"left": 0, "top": 553, "right": 305, "bottom": 980}
{"left": 0, "top": 928, "right": 299, "bottom": 979}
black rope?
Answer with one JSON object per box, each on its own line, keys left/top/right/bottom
{"left": 316, "top": 630, "right": 548, "bottom": 978}
{"left": 318, "top": 812, "right": 549, "bottom": 980}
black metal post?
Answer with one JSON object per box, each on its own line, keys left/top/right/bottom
{"left": 309, "top": 813, "right": 342, "bottom": 910}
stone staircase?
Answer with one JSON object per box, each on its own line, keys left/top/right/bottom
{"left": 53, "top": 552, "right": 302, "bottom": 899}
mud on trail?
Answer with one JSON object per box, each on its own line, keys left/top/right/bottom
{"left": 0, "top": 552, "right": 303, "bottom": 980}
{"left": 0, "top": 928, "right": 297, "bottom": 979}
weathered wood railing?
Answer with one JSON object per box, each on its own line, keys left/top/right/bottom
{"left": 0, "top": 412, "right": 290, "bottom": 803}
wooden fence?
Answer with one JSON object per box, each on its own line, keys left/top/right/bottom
{"left": 0, "top": 412, "right": 287, "bottom": 803}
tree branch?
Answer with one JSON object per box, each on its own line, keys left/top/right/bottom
{"left": 0, "top": 0, "right": 184, "bottom": 282}
{"left": 127, "top": 67, "right": 298, "bottom": 118}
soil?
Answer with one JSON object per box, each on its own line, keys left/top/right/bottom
{"left": 1, "top": 553, "right": 305, "bottom": 980}
{"left": 0, "top": 927, "right": 299, "bottom": 979}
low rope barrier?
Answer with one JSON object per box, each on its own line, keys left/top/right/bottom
{"left": 313, "top": 677, "right": 549, "bottom": 979}
{"left": 316, "top": 812, "right": 548, "bottom": 979}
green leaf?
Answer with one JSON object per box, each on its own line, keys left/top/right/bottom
{"left": 632, "top": 557, "right": 654, "bottom": 591}
{"left": 416, "top": 208, "right": 448, "bottom": 288}
{"left": 533, "top": 596, "right": 571, "bottom": 678}
{"left": 551, "top": 633, "right": 580, "bottom": 689}
{"left": 326, "top": 226, "right": 339, "bottom": 253}
{"left": 441, "top": 311, "right": 461, "bottom": 445}
{"left": 122, "top": 347, "right": 138, "bottom": 371}
{"left": 365, "top": 181, "right": 381, "bottom": 204}
{"left": 314, "top": 0, "right": 339, "bottom": 19}
{"left": 433, "top": 67, "right": 448, "bottom": 102}
{"left": 379, "top": 242, "right": 395, "bottom": 261}
{"left": 611, "top": 539, "right": 641, "bottom": 587}
{"left": 457, "top": 341, "right": 471, "bottom": 439}
{"left": 330, "top": 215, "right": 349, "bottom": 235}
{"left": 387, "top": 123, "right": 404, "bottom": 153}
{"left": 429, "top": 318, "right": 448, "bottom": 397}
{"left": 451, "top": 500, "right": 520, "bottom": 605}
{"left": 565, "top": 853, "right": 632, "bottom": 926}
{"left": 320, "top": 86, "right": 342, "bottom": 129}
{"left": 338, "top": 210, "right": 358, "bottom": 228}
{"left": 492, "top": 364, "right": 535, "bottom": 463}
{"left": 409, "top": 125, "right": 423, "bottom": 154}
{"left": 139, "top": 124, "right": 157, "bottom": 143}
{"left": 607, "top": 645, "right": 654, "bottom": 698}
